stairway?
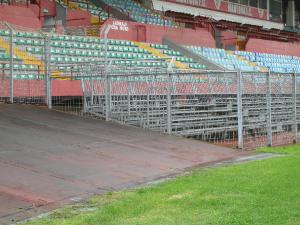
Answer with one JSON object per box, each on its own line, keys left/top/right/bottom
{"left": 133, "top": 41, "right": 188, "bottom": 69}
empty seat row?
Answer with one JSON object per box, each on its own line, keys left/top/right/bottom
{"left": 101, "top": 0, "right": 176, "bottom": 27}
{"left": 151, "top": 44, "right": 206, "bottom": 69}
{"left": 235, "top": 50, "right": 300, "bottom": 73}
{"left": 187, "top": 46, "right": 259, "bottom": 72}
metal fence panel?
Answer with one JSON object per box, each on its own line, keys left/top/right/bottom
{"left": 1, "top": 23, "right": 300, "bottom": 149}
{"left": 270, "top": 73, "right": 295, "bottom": 146}
{"left": 0, "top": 23, "right": 47, "bottom": 104}
{"left": 241, "top": 72, "right": 269, "bottom": 149}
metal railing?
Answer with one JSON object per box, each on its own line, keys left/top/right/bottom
{"left": 47, "top": 61, "right": 300, "bottom": 149}
{"left": 1, "top": 23, "right": 299, "bottom": 149}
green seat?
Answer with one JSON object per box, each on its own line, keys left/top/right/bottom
{"left": 35, "top": 47, "right": 42, "bottom": 53}
{"left": 127, "top": 53, "right": 133, "bottom": 59}
{"left": 70, "top": 57, "right": 77, "bottom": 63}
{"left": 33, "top": 40, "right": 41, "bottom": 46}
{"left": 112, "top": 46, "right": 119, "bottom": 51}
{"left": 13, "top": 74, "right": 21, "bottom": 79}
{"left": 123, "top": 47, "right": 129, "bottom": 52}
{"left": 65, "top": 42, "right": 72, "bottom": 48}
{"left": 0, "top": 30, "right": 10, "bottom": 36}
{"left": 31, "top": 32, "right": 42, "bottom": 39}
{"left": 21, "top": 64, "right": 28, "bottom": 70}
{"left": 28, "top": 65, "right": 36, "bottom": 70}
{"left": 16, "top": 39, "right": 26, "bottom": 45}
{"left": 115, "top": 53, "right": 122, "bottom": 58}
{"left": 81, "top": 51, "right": 88, "bottom": 57}
{"left": 16, "top": 32, "right": 25, "bottom": 38}
{"left": 13, "top": 64, "right": 20, "bottom": 70}
{"left": 1, "top": 52, "right": 11, "bottom": 60}
{"left": 79, "top": 43, "right": 86, "bottom": 48}
{"left": 107, "top": 52, "right": 113, "bottom": 58}
{"left": 108, "top": 46, "right": 114, "bottom": 51}
{"left": 64, "top": 57, "right": 71, "bottom": 63}
{"left": 57, "top": 57, "right": 63, "bottom": 63}
{"left": 94, "top": 44, "right": 101, "bottom": 50}
{"left": 26, "top": 39, "right": 33, "bottom": 45}
{"left": 72, "top": 36, "right": 79, "bottom": 41}
{"left": 27, "top": 74, "right": 36, "bottom": 79}
{"left": 110, "top": 39, "right": 116, "bottom": 45}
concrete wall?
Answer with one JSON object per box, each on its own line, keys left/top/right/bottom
{"left": 221, "top": 30, "right": 237, "bottom": 49}
{"left": 66, "top": 9, "right": 91, "bottom": 27}
{"left": 103, "top": 19, "right": 215, "bottom": 47}
{"left": 246, "top": 38, "right": 300, "bottom": 57}
{"left": 0, "top": 5, "right": 41, "bottom": 29}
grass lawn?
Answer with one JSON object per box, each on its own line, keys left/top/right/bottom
{"left": 24, "top": 145, "right": 300, "bottom": 225}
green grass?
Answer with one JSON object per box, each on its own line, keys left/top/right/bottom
{"left": 24, "top": 145, "right": 300, "bottom": 225}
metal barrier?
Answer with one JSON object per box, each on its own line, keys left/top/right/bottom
{"left": 0, "top": 23, "right": 299, "bottom": 149}
{"left": 47, "top": 62, "right": 300, "bottom": 149}
{"left": 0, "top": 22, "right": 49, "bottom": 104}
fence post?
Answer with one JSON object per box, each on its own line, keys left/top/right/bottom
{"left": 44, "top": 34, "right": 52, "bottom": 109}
{"left": 8, "top": 24, "right": 14, "bottom": 104}
{"left": 104, "top": 73, "right": 109, "bottom": 121}
{"left": 166, "top": 57, "right": 175, "bottom": 135}
{"left": 146, "top": 82, "right": 150, "bottom": 128}
{"left": 104, "top": 61, "right": 112, "bottom": 121}
{"left": 237, "top": 70, "right": 243, "bottom": 149}
{"left": 127, "top": 81, "right": 131, "bottom": 116}
{"left": 293, "top": 73, "right": 298, "bottom": 143}
{"left": 166, "top": 72, "right": 172, "bottom": 134}
{"left": 266, "top": 71, "right": 272, "bottom": 146}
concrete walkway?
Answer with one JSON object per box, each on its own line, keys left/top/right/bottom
{"left": 0, "top": 104, "right": 248, "bottom": 224}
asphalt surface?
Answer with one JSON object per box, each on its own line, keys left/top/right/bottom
{"left": 0, "top": 104, "right": 247, "bottom": 224}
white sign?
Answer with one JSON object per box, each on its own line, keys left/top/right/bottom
{"left": 111, "top": 21, "right": 129, "bottom": 32}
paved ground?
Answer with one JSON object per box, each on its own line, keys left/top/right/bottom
{"left": 0, "top": 104, "right": 249, "bottom": 224}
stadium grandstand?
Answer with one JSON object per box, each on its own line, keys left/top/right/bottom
{"left": 0, "top": 0, "right": 300, "bottom": 149}
{"left": 0, "top": 0, "right": 300, "bottom": 72}
{"left": 2, "top": 0, "right": 300, "bottom": 223}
